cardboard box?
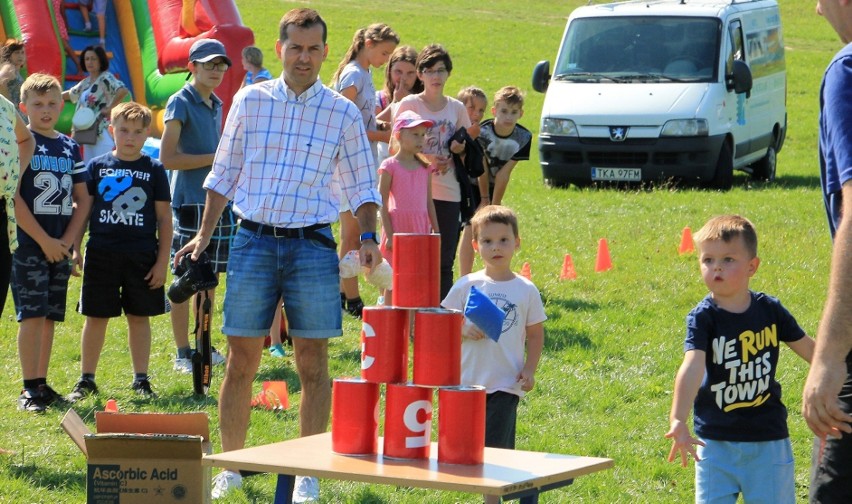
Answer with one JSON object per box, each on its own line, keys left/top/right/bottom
{"left": 62, "top": 410, "right": 212, "bottom": 503}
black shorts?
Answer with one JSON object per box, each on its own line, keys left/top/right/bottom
{"left": 171, "top": 204, "right": 237, "bottom": 274}
{"left": 78, "top": 248, "right": 168, "bottom": 318}
{"left": 10, "top": 245, "right": 72, "bottom": 322}
{"left": 810, "top": 366, "right": 852, "bottom": 503}
{"left": 485, "top": 390, "right": 520, "bottom": 449}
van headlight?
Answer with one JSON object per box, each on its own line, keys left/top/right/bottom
{"left": 541, "top": 118, "right": 578, "bottom": 137}
{"left": 661, "top": 119, "right": 709, "bottom": 137}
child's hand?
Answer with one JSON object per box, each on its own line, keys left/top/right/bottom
{"left": 70, "top": 247, "right": 83, "bottom": 277}
{"left": 449, "top": 139, "right": 465, "bottom": 155}
{"left": 145, "top": 260, "right": 167, "bottom": 289}
{"left": 384, "top": 234, "right": 393, "bottom": 251}
{"left": 392, "top": 86, "right": 410, "bottom": 103}
{"left": 461, "top": 319, "right": 486, "bottom": 340}
{"left": 40, "top": 237, "right": 72, "bottom": 263}
{"left": 517, "top": 370, "right": 535, "bottom": 392}
{"left": 664, "top": 420, "right": 705, "bottom": 467}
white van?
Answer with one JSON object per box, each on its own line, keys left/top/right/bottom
{"left": 532, "top": 0, "right": 786, "bottom": 189}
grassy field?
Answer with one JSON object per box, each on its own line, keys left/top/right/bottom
{"left": 0, "top": 1, "right": 843, "bottom": 502}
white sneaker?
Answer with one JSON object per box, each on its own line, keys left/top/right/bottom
{"left": 292, "top": 476, "right": 319, "bottom": 503}
{"left": 175, "top": 348, "right": 224, "bottom": 373}
{"left": 211, "top": 347, "right": 225, "bottom": 366}
{"left": 174, "top": 357, "right": 192, "bottom": 374}
{"left": 211, "top": 470, "right": 242, "bottom": 499}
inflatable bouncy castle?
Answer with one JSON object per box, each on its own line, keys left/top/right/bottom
{"left": 0, "top": 0, "right": 253, "bottom": 136}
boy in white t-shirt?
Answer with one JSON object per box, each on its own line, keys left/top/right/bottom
{"left": 441, "top": 205, "right": 546, "bottom": 467}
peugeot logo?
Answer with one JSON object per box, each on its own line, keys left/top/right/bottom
{"left": 609, "top": 126, "right": 628, "bottom": 142}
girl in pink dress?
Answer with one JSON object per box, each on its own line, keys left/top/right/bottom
{"left": 378, "top": 110, "right": 440, "bottom": 300}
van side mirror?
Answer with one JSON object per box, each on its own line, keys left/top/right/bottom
{"left": 532, "top": 60, "right": 551, "bottom": 93}
{"left": 727, "top": 60, "right": 753, "bottom": 98}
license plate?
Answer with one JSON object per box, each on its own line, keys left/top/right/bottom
{"left": 591, "top": 168, "right": 642, "bottom": 182}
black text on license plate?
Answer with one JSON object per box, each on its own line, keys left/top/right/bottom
{"left": 591, "top": 168, "right": 642, "bottom": 181}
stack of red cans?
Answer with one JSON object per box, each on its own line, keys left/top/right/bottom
{"left": 330, "top": 233, "right": 485, "bottom": 465}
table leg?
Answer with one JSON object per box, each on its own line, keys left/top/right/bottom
{"left": 273, "top": 474, "right": 296, "bottom": 504}
{"left": 504, "top": 478, "right": 574, "bottom": 502}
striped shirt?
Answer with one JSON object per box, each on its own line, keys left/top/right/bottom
{"left": 204, "top": 76, "right": 380, "bottom": 228}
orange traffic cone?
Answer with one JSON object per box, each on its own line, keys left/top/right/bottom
{"left": 251, "top": 381, "right": 289, "bottom": 411}
{"left": 520, "top": 262, "right": 531, "bottom": 280}
{"left": 595, "top": 239, "right": 612, "bottom": 272}
{"left": 105, "top": 399, "right": 118, "bottom": 412}
{"left": 678, "top": 226, "right": 695, "bottom": 255}
{"left": 560, "top": 254, "right": 577, "bottom": 280}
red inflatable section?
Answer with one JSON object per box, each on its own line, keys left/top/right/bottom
{"left": 15, "top": 1, "right": 63, "bottom": 79}
{"left": 148, "top": 0, "right": 253, "bottom": 119}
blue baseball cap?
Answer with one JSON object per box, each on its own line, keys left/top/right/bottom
{"left": 189, "top": 39, "right": 232, "bottom": 66}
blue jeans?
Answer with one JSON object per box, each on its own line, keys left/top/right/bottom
{"left": 222, "top": 226, "right": 341, "bottom": 338}
{"left": 696, "top": 438, "right": 795, "bottom": 504}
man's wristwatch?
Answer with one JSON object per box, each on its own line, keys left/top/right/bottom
{"left": 360, "top": 232, "right": 379, "bottom": 244}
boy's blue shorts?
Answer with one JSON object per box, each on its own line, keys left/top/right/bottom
{"left": 10, "top": 245, "right": 72, "bottom": 322}
{"left": 696, "top": 438, "right": 795, "bottom": 504}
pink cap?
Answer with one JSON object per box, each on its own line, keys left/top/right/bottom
{"left": 393, "top": 110, "right": 435, "bottom": 134}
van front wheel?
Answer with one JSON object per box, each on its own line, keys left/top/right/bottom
{"left": 707, "top": 142, "right": 734, "bottom": 190}
{"left": 751, "top": 145, "right": 777, "bottom": 182}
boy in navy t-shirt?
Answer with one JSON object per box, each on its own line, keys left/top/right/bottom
{"left": 67, "top": 102, "right": 172, "bottom": 402}
{"left": 665, "top": 215, "right": 815, "bottom": 503}
{"left": 13, "top": 74, "right": 92, "bottom": 413}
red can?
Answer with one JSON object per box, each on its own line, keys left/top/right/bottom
{"left": 383, "top": 383, "right": 433, "bottom": 460}
{"left": 361, "top": 306, "right": 409, "bottom": 384}
{"left": 393, "top": 233, "right": 440, "bottom": 308}
{"left": 412, "top": 308, "right": 463, "bottom": 386}
{"left": 438, "top": 386, "right": 486, "bottom": 465}
{"left": 331, "top": 378, "right": 380, "bottom": 455}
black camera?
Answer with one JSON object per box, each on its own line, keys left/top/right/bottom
{"left": 167, "top": 252, "right": 219, "bottom": 304}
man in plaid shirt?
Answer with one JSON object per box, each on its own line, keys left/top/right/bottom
{"left": 175, "top": 8, "right": 382, "bottom": 501}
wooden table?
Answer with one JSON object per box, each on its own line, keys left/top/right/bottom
{"left": 203, "top": 433, "right": 613, "bottom": 503}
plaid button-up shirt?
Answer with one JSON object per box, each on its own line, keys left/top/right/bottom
{"left": 205, "top": 76, "right": 380, "bottom": 227}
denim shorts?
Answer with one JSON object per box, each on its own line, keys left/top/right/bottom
{"left": 695, "top": 438, "right": 795, "bottom": 504}
{"left": 79, "top": 0, "right": 107, "bottom": 14}
{"left": 222, "top": 225, "right": 341, "bottom": 338}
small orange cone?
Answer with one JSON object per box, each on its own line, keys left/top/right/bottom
{"left": 678, "top": 226, "right": 695, "bottom": 255}
{"left": 520, "top": 262, "right": 531, "bottom": 280}
{"left": 251, "top": 381, "right": 289, "bottom": 410}
{"left": 560, "top": 254, "right": 577, "bottom": 280}
{"left": 595, "top": 238, "right": 613, "bottom": 272}
{"left": 105, "top": 399, "right": 118, "bottom": 412}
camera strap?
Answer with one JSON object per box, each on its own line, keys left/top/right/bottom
{"left": 191, "top": 291, "right": 213, "bottom": 395}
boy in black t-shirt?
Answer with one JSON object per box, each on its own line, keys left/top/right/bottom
{"left": 13, "top": 74, "right": 92, "bottom": 413}
{"left": 67, "top": 102, "right": 172, "bottom": 402}
{"left": 476, "top": 86, "right": 532, "bottom": 207}
{"left": 665, "top": 215, "right": 815, "bottom": 503}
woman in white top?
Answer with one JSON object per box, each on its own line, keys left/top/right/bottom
{"left": 395, "top": 44, "right": 470, "bottom": 299}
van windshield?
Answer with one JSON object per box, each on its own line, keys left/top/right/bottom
{"left": 554, "top": 16, "right": 721, "bottom": 83}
